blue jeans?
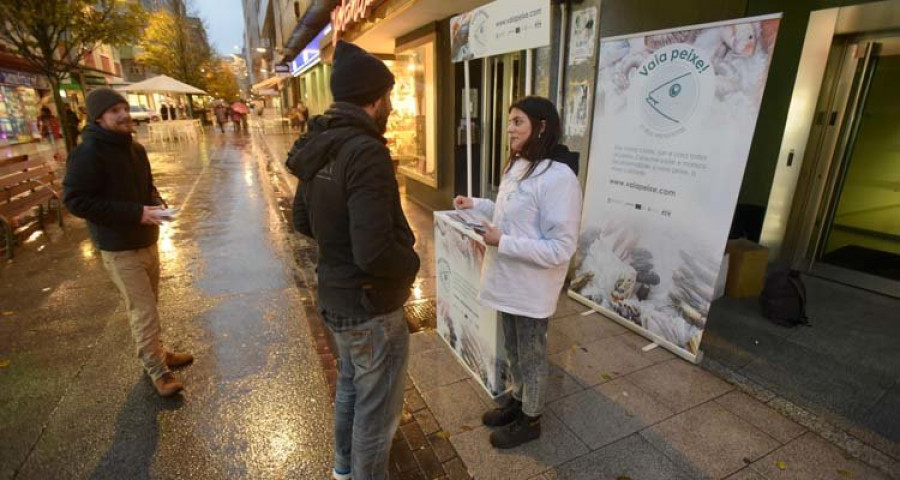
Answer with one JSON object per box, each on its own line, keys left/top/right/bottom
{"left": 501, "top": 313, "right": 549, "bottom": 417}
{"left": 325, "top": 308, "right": 409, "bottom": 480}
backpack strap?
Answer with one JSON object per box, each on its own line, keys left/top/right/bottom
{"left": 786, "top": 273, "right": 810, "bottom": 325}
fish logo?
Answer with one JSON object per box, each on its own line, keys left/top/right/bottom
{"left": 636, "top": 44, "right": 710, "bottom": 136}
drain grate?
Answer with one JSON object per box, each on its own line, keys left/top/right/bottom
{"left": 404, "top": 298, "right": 436, "bottom": 333}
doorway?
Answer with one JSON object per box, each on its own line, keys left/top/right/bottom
{"left": 480, "top": 52, "right": 524, "bottom": 200}
{"left": 802, "top": 35, "right": 900, "bottom": 296}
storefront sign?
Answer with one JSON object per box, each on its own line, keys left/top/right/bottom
{"left": 291, "top": 28, "right": 327, "bottom": 76}
{"left": 435, "top": 211, "right": 507, "bottom": 397}
{"left": 569, "top": 15, "right": 782, "bottom": 362}
{"left": 331, "top": 0, "right": 387, "bottom": 43}
{"left": 450, "top": 0, "right": 551, "bottom": 62}
{"left": 0, "top": 69, "right": 43, "bottom": 88}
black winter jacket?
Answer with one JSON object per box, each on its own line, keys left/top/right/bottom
{"left": 63, "top": 125, "right": 164, "bottom": 251}
{"left": 287, "top": 102, "right": 420, "bottom": 321}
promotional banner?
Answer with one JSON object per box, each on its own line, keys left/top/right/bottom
{"left": 450, "top": 0, "right": 551, "bottom": 63}
{"left": 569, "top": 15, "right": 781, "bottom": 361}
{"left": 434, "top": 211, "right": 507, "bottom": 397}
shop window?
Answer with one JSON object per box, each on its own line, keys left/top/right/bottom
{"left": 100, "top": 55, "right": 112, "bottom": 74}
{"left": 115, "top": 63, "right": 122, "bottom": 77}
{"left": 387, "top": 35, "right": 437, "bottom": 187}
{"left": 82, "top": 52, "right": 95, "bottom": 68}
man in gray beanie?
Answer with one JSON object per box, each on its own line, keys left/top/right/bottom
{"left": 286, "top": 41, "right": 419, "bottom": 480}
{"left": 63, "top": 88, "right": 193, "bottom": 397}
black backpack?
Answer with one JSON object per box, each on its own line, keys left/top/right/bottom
{"left": 759, "top": 269, "right": 810, "bottom": 327}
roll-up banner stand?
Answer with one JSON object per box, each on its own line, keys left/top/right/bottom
{"left": 568, "top": 14, "right": 782, "bottom": 363}
{"left": 441, "top": 0, "right": 550, "bottom": 396}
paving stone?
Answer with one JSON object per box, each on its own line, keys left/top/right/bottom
{"left": 402, "top": 421, "right": 429, "bottom": 451}
{"left": 442, "top": 457, "right": 471, "bottom": 480}
{"left": 450, "top": 411, "right": 588, "bottom": 480}
{"left": 544, "top": 364, "right": 585, "bottom": 403}
{"left": 549, "top": 343, "right": 611, "bottom": 387}
{"left": 626, "top": 358, "right": 733, "bottom": 413}
{"left": 408, "top": 347, "right": 470, "bottom": 393}
{"left": 551, "top": 312, "right": 627, "bottom": 345}
{"left": 414, "top": 409, "right": 441, "bottom": 436}
{"left": 723, "top": 468, "right": 768, "bottom": 479}
{"left": 466, "top": 378, "right": 497, "bottom": 407}
{"left": 750, "top": 432, "right": 893, "bottom": 480}
{"left": 616, "top": 330, "right": 676, "bottom": 364}
{"left": 414, "top": 447, "right": 446, "bottom": 479}
{"left": 553, "top": 294, "right": 585, "bottom": 318}
{"left": 715, "top": 390, "right": 806, "bottom": 444}
{"left": 547, "top": 324, "right": 578, "bottom": 356}
{"left": 642, "top": 401, "right": 780, "bottom": 480}
{"left": 428, "top": 432, "right": 457, "bottom": 463}
{"left": 410, "top": 330, "right": 446, "bottom": 357}
{"left": 405, "top": 387, "right": 428, "bottom": 413}
{"left": 581, "top": 335, "right": 655, "bottom": 378}
{"left": 547, "top": 434, "right": 692, "bottom": 480}
{"left": 391, "top": 436, "right": 421, "bottom": 473}
{"left": 421, "top": 380, "right": 489, "bottom": 436}
{"left": 550, "top": 377, "right": 674, "bottom": 449}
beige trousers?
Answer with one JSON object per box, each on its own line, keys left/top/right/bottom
{"left": 101, "top": 245, "right": 169, "bottom": 381}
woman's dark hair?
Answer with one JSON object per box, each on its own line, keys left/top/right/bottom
{"left": 505, "top": 96, "right": 561, "bottom": 180}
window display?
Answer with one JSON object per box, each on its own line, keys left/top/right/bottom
{"left": 386, "top": 36, "right": 437, "bottom": 187}
{"left": 0, "top": 85, "right": 39, "bottom": 145}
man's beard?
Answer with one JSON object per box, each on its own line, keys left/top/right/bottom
{"left": 374, "top": 103, "right": 390, "bottom": 134}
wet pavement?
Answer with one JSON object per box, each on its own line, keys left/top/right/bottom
{"left": 0, "top": 132, "right": 333, "bottom": 479}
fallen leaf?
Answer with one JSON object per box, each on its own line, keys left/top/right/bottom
{"left": 1, "top": 311, "right": 14, "bottom": 316}
{"left": 616, "top": 476, "right": 633, "bottom": 480}
{"left": 42, "top": 287, "right": 51, "bottom": 292}
{"left": 836, "top": 469, "right": 854, "bottom": 478}
{"left": 434, "top": 431, "right": 450, "bottom": 439}
{"left": 601, "top": 373, "right": 613, "bottom": 381}
{"left": 776, "top": 460, "right": 787, "bottom": 470}
{"left": 0, "top": 359, "right": 10, "bottom": 368}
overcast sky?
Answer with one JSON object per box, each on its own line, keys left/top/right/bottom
{"left": 192, "top": 0, "right": 245, "bottom": 56}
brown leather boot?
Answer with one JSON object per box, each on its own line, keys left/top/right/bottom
{"left": 166, "top": 351, "right": 194, "bottom": 369}
{"left": 153, "top": 372, "right": 184, "bottom": 397}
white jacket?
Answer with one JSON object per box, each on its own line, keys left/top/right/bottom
{"left": 471, "top": 159, "right": 583, "bottom": 318}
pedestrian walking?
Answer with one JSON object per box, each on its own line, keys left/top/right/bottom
{"left": 214, "top": 103, "right": 228, "bottom": 133}
{"left": 286, "top": 41, "right": 419, "bottom": 480}
{"left": 454, "top": 96, "right": 583, "bottom": 449}
{"left": 63, "top": 88, "right": 193, "bottom": 398}
{"left": 63, "top": 104, "right": 81, "bottom": 144}
{"left": 36, "top": 106, "right": 59, "bottom": 142}
{"left": 160, "top": 103, "right": 169, "bottom": 121}
{"left": 296, "top": 101, "right": 309, "bottom": 133}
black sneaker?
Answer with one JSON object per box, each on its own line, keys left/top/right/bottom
{"left": 482, "top": 399, "right": 523, "bottom": 427}
{"left": 489, "top": 414, "right": 541, "bottom": 449}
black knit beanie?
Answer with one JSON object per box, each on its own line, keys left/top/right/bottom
{"left": 330, "top": 41, "right": 395, "bottom": 105}
{"left": 87, "top": 88, "right": 128, "bottom": 123}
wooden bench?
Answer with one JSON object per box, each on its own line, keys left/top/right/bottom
{"left": 0, "top": 154, "right": 64, "bottom": 259}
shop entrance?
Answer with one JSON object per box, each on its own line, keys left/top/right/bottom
{"left": 480, "top": 52, "right": 524, "bottom": 200}
{"left": 798, "top": 35, "right": 900, "bottom": 297}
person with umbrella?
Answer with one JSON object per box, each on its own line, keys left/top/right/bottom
{"left": 230, "top": 100, "right": 249, "bottom": 133}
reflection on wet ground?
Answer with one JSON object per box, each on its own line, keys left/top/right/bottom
{"left": 0, "top": 131, "right": 333, "bottom": 479}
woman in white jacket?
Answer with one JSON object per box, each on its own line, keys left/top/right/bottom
{"left": 454, "top": 96, "right": 583, "bottom": 449}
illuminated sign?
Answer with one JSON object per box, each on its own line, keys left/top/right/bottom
{"left": 330, "top": 0, "right": 387, "bottom": 44}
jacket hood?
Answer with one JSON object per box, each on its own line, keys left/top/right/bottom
{"left": 82, "top": 124, "right": 134, "bottom": 146}
{"left": 286, "top": 102, "right": 384, "bottom": 181}
{"left": 549, "top": 144, "right": 579, "bottom": 175}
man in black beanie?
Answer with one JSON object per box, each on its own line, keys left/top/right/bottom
{"left": 286, "top": 41, "right": 419, "bottom": 480}
{"left": 63, "top": 88, "right": 193, "bottom": 397}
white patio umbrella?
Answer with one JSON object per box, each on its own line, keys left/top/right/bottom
{"left": 117, "top": 75, "right": 206, "bottom": 95}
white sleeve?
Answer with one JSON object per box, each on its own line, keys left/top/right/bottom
{"left": 497, "top": 170, "right": 583, "bottom": 268}
{"left": 471, "top": 197, "right": 495, "bottom": 219}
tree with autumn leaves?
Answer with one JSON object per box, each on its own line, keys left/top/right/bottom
{"left": 138, "top": 8, "right": 240, "bottom": 104}
{"left": 0, "top": 0, "right": 146, "bottom": 152}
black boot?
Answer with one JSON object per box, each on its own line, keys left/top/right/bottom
{"left": 489, "top": 413, "right": 541, "bottom": 449}
{"left": 482, "top": 399, "right": 523, "bottom": 427}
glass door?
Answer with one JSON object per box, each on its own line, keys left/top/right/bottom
{"left": 814, "top": 36, "right": 900, "bottom": 294}
{"left": 480, "top": 53, "right": 523, "bottom": 200}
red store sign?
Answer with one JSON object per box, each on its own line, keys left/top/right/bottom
{"left": 330, "top": 0, "right": 388, "bottom": 43}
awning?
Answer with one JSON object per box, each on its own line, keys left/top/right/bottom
{"left": 117, "top": 74, "right": 206, "bottom": 95}
{"left": 251, "top": 75, "right": 286, "bottom": 93}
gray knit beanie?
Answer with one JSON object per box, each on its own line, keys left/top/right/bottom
{"left": 86, "top": 88, "right": 128, "bottom": 123}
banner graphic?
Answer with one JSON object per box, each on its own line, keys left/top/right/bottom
{"left": 450, "top": 0, "right": 551, "bottom": 63}
{"left": 569, "top": 15, "right": 781, "bottom": 361}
